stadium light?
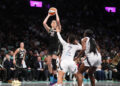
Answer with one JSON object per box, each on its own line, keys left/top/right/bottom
{"left": 105, "top": 7, "right": 116, "bottom": 13}
{"left": 30, "top": 1, "right": 43, "bottom": 8}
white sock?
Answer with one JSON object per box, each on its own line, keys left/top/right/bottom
{"left": 82, "top": 83, "right": 84, "bottom": 86}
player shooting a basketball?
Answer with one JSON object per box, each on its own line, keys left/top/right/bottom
{"left": 43, "top": 7, "right": 61, "bottom": 85}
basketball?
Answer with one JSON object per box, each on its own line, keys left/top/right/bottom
{"left": 48, "top": 7, "right": 56, "bottom": 16}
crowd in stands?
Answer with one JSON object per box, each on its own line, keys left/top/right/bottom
{"left": 0, "top": 0, "right": 120, "bottom": 83}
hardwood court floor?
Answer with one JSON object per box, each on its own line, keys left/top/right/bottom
{"left": 0, "top": 81, "right": 120, "bottom": 86}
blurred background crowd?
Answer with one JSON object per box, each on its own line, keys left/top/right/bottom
{"left": 0, "top": 0, "right": 120, "bottom": 83}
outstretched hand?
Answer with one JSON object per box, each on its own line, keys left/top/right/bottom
{"left": 55, "top": 8, "right": 58, "bottom": 14}
{"left": 47, "top": 13, "right": 51, "bottom": 17}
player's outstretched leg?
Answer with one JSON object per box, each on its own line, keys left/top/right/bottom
{"left": 77, "top": 63, "right": 89, "bottom": 86}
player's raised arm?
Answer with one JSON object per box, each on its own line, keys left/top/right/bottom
{"left": 96, "top": 43, "right": 101, "bottom": 53}
{"left": 81, "top": 38, "right": 87, "bottom": 51}
{"left": 43, "top": 14, "right": 51, "bottom": 32}
{"left": 75, "top": 40, "right": 82, "bottom": 50}
{"left": 55, "top": 9, "right": 61, "bottom": 32}
{"left": 76, "top": 38, "right": 87, "bottom": 58}
{"left": 56, "top": 27, "right": 66, "bottom": 46}
{"left": 13, "top": 48, "right": 19, "bottom": 64}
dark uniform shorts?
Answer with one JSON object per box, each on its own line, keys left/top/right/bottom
{"left": 48, "top": 45, "right": 59, "bottom": 55}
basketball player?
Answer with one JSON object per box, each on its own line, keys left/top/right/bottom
{"left": 43, "top": 8, "right": 61, "bottom": 85}
{"left": 12, "top": 42, "right": 26, "bottom": 83}
{"left": 55, "top": 27, "right": 82, "bottom": 86}
{"left": 13, "top": 42, "right": 26, "bottom": 68}
{"left": 76, "top": 29, "right": 101, "bottom": 86}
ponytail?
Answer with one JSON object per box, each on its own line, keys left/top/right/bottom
{"left": 84, "top": 29, "right": 97, "bottom": 54}
{"left": 89, "top": 37, "right": 97, "bottom": 54}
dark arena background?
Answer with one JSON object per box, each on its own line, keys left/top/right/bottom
{"left": 0, "top": 0, "right": 120, "bottom": 86}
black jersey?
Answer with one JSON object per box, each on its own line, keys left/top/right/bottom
{"left": 16, "top": 48, "right": 26, "bottom": 68}
{"left": 17, "top": 48, "right": 26, "bottom": 59}
{"left": 49, "top": 28, "right": 59, "bottom": 45}
{"left": 48, "top": 28, "right": 60, "bottom": 54}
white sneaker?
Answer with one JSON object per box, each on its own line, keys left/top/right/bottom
{"left": 12, "top": 80, "right": 21, "bottom": 86}
{"left": 52, "top": 83, "right": 57, "bottom": 86}
{"left": 53, "top": 83, "right": 62, "bottom": 86}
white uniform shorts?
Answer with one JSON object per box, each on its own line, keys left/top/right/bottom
{"left": 58, "top": 60, "right": 78, "bottom": 74}
{"left": 84, "top": 53, "right": 101, "bottom": 67}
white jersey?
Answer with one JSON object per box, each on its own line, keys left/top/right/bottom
{"left": 82, "top": 37, "right": 99, "bottom": 57}
{"left": 84, "top": 37, "right": 90, "bottom": 55}
{"left": 57, "top": 32, "right": 82, "bottom": 61}
{"left": 82, "top": 37, "right": 101, "bottom": 67}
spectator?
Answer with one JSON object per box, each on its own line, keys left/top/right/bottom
{"left": 35, "top": 56, "right": 45, "bottom": 81}
{"left": 112, "top": 52, "right": 120, "bottom": 80}
{"left": 26, "top": 50, "right": 36, "bottom": 81}
{"left": 113, "top": 61, "right": 120, "bottom": 80}
{"left": 103, "top": 59, "right": 112, "bottom": 80}
{"left": 3, "top": 53, "right": 15, "bottom": 82}
{"left": 0, "top": 63, "right": 7, "bottom": 82}
{"left": 9, "top": 50, "right": 14, "bottom": 60}
{"left": 95, "top": 65, "right": 105, "bottom": 81}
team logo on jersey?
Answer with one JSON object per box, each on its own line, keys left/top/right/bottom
{"left": 50, "top": 31, "right": 55, "bottom": 37}
{"left": 19, "top": 51, "right": 25, "bottom": 58}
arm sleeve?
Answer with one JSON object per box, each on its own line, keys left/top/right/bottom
{"left": 57, "top": 32, "right": 67, "bottom": 46}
